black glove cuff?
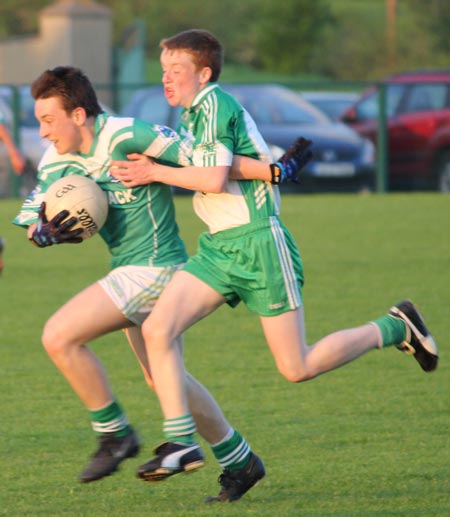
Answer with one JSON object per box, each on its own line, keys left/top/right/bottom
{"left": 270, "top": 163, "right": 283, "bottom": 184}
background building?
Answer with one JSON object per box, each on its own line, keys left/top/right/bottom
{"left": 0, "top": 0, "right": 112, "bottom": 97}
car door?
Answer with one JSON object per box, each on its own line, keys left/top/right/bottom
{"left": 386, "top": 83, "right": 449, "bottom": 186}
{"left": 344, "top": 83, "right": 405, "bottom": 146}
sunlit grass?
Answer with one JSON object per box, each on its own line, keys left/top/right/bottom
{"left": 1, "top": 193, "right": 448, "bottom": 516}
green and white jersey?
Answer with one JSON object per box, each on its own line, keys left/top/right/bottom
{"left": 14, "top": 113, "right": 189, "bottom": 269}
{"left": 178, "top": 83, "right": 280, "bottom": 234}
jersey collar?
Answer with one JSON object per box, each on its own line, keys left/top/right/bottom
{"left": 78, "top": 112, "right": 108, "bottom": 157}
{"left": 188, "top": 83, "right": 220, "bottom": 113}
{"left": 94, "top": 112, "right": 109, "bottom": 135}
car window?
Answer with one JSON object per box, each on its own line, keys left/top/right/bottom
{"left": 122, "top": 90, "right": 172, "bottom": 126}
{"left": 229, "top": 88, "right": 321, "bottom": 125}
{"left": 356, "top": 84, "right": 405, "bottom": 120}
{"left": 402, "top": 83, "right": 448, "bottom": 113}
{"left": 274, "top": 97, "right": 318, "bottom": 124}
{"left": 309, "top": 99, "right": 354, "bottom": 120}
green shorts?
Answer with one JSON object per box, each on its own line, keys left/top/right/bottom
{"left": 183, "top": 216, "right": 304, "bottom": 316}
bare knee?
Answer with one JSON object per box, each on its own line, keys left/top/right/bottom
{"left": 142, "top": 318, "right": 176, "bottom": 350}
{"left": 41, "top": 318, "right": 71, "bottom": 360}
{"left": 277, "top": 364, "right": 317, "bottom": 383}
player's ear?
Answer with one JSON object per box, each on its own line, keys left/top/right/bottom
{"left": 199, "top": 67, "right": 212, "bottom": 85}
{"left": 72, "top": 107, "right": 87, "bottom": 126}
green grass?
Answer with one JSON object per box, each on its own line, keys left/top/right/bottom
{"left": 0, "top": 193, "right": 448, "bottom": 516}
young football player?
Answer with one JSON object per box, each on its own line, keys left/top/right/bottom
{"left": 14, "top": 66, "right": 309, "bottom": 491}
{"left": 110, "top": 29, "right": 439, "bottom": 503}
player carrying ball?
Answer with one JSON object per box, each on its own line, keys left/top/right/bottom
{"left": 13, "top": 65, "right": 311, "bottom": 501}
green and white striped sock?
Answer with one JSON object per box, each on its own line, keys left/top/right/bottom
{"left": 211, "top": 429, "right": 251, "bottom": 471}
{"left": 163, "top": 413, "right": 196, "bottom": 445}
{"left": 89, "top": 399, "right": 130, "bottom": 437}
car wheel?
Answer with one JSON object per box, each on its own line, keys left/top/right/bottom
{"left": 437, "top": 150, "right": 450, "bottom": 193}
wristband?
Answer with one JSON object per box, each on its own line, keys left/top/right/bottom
{"left": 270, "top": 163, "right": 283, "bottom": 184}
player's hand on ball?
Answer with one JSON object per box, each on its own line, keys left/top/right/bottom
{"left": 30, "top": 202, "right": 84, "bottom": 247}
{"left": 270, "top": 136, "right": 313, "bottom": 184}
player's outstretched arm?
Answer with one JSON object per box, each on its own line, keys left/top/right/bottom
{"left": 110, "top": 137, "right": 313, "bottom": 189}
{"left": 111, "top": 154, "right": 229, "bottom": 193}
{"left": 230, "top": 137, "right": 313, "bottom": 184}
{"left": 29, "top": 202, "right": 83, "bottom": 247}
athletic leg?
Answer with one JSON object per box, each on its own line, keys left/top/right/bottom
{"left": 140, "top": 271, "right": 265, "bottom": 495}
{"left": 125, "top": 326, "right": 231, "bottom": 443}
{"left": 42, "top": 282, "right": 139, "bottom": 482}
{"left": 261, "top": 302, "right": 438, "bottom": 382}
{"left": 252, "top": 219, "right": 436, "bottom": 380}
{"left": 124, "top": 326, "right": 155, "bottom": 390}
{"left": 141, "top": 270, "right": 226, "bottom": 421}
{"left": 260, "top": 306, "right": 379, "bottom": 382}
{"left": 42, "top": 282, "right": 131, "bottom": 407}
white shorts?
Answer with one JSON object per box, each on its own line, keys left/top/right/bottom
{"left": 98, "top": 264, "right": 184, "bottom": 325}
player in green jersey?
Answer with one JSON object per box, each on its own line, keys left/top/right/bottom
{"left": 13, "top": 66, "right": 308, "bottom": 489}
{"left": 110, "top": 30, "right": 439, "bottom": 503}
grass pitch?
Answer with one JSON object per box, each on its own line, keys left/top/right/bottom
{"left": 0, "top": 193, "right": 448, "bottom": 516}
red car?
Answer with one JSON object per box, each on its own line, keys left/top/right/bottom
{"left": 341, "top": 70, "right": 450, "bottom": 192}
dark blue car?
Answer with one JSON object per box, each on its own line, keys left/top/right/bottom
{"left": 122, "top": 83, "right": 375, "bottom": 193}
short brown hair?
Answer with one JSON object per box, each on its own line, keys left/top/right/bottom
{"left": 160, "top": 29, "right": 223, "bottom": 82}
{"left": 31, "top": 66, "right": 103, "bottom": 117}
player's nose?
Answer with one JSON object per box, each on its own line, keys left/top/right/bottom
{"left": 39, "top": 124, "right": 49, "bottom": 139}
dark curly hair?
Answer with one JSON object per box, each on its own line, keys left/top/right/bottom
{"left": 31, "top": 66, "right": 103, "bottom": 117}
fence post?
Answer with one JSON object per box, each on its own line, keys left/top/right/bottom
{"left": 11, "top": 85, "right": 22, "bottom": 197}
{"left": 376, "top": 82, "right": 388, "bottom": 193}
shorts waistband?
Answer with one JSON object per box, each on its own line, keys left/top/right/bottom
{"left": 212, "top": 216, "right": 279, "bottom": 240}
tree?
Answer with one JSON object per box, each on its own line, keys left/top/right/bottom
{"left": 1, "top": 0, "right": 449, "bottom": 81}
{"left": 311, "top": 0, "right": 450, "bottom": 80}
{"left": 251, "top": 0, "right": 333, "bottom": 73}
{"left": 0, "top": 0, "right": 49, "bottom": 38}
{"left": 408, "top": 0, "right": 450, "bottom": 63}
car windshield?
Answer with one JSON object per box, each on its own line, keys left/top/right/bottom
{"left": 355, "top": 84, "right": 405, "bottom": 120}
{"left": 225, "top": 85, "right": 331, "bottom": 126}
{"left": 310, "top": 99, "right": 355, "bottom": 120}
{"left": 403, "top": 83, "right": 449, "bottom": 112}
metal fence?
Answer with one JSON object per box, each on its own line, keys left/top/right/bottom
{"left": 1, "top": 80, "right": 390, "bottom": 198}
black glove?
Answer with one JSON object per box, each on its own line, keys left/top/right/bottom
{"left": 270, "top": 137, "right": 313, "bottom": 184}
{"left": 30, "top": 202, "right": 83, "bottom": 248}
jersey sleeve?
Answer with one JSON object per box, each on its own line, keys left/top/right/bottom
{"left": 188, "top": 89, "right": 271, "bottom": 169}
{"left": 190, "top": 98, "right": 235, "bottom": 168}
{"left": 118, "top": 119, "right": 191, "bottom": 167}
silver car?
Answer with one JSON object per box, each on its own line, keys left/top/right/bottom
{"left": 0, "top": 86, "right": 49, "bottom": 197}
